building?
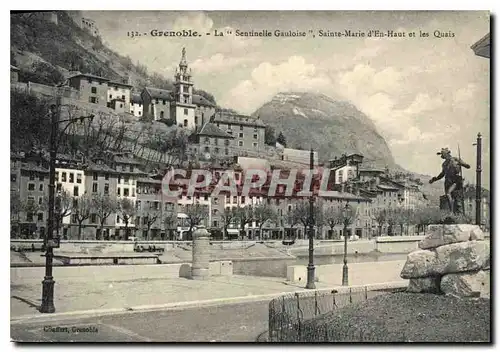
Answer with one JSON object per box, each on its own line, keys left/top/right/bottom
{"left": 141, "top": 49, "right": 216, "bottom": 128}
{"left": 192, "top": 122, "right": 234, "bottom": 159}
{"left": 81, "top": 17, "right": 100, "bottom": 37}
{"left": 107, "top": 80, "right": 133, "bottom": 112}
{"left": 329, "top": 153, "right": 364, "bottom": 184}
{"left": 471, "top": 33, "right": 490, "bottom": 59}
{"left": 211, "top": 111, "right": 266, "bottom": 154}
{"left": 130, "top": 93, "right": 143, "bottom": 118}
{"left": 10, "top": 152, "right": 49, "bottom": 239}
{"left": 68, "top": 73, "right": 109, "bottom": 107}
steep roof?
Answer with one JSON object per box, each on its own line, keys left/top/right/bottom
{"left": 197, "top": 123, "right": 234, "bottom": 139}
{"left": 193, "top": 94, "right": 216, "bottom": 107}
{"left": 144, "top": 87, "right": 174, "bottom": 100}
{"left": 108, "top": 80, "right": 133, "bottom": 88}
{"left": 213, "top": 111, "right": 266, "bottom": 127}
{"left": 19, "top": 163, "right": 49, "bottom": 174}
{"left": 131, "top": 93, "right": 142, "bottom": 104}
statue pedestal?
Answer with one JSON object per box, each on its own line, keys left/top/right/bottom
{"left": 191, "top": 226, "right": 210, "bottom": 280}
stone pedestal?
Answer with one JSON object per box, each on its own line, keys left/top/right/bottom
{"left": 191, "top": 226, "right": 210, "bottom": 280}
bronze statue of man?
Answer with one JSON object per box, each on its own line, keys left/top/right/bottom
{"left": 429, "top": 147, "right": 470, "bottom": 214}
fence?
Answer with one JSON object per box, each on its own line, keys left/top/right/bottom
{"left": 267, "top": 286, "right": 406, "bottom": 342}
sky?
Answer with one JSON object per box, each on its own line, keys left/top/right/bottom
{"left": 81, "top": 10, "right": 490, "bottom": 187}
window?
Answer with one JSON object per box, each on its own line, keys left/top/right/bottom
{"left": 184, "top": 108, "right": 188, "bottom": 115}
{"left": 71, "top": 214, "right": 78, "bottom": 223}
{"left": 122, "top": 95, "right": 126, "bottom": 100}
{"left": 160, "top": 111, "right": 164, "bottom": 119}
{"left": 239, "top": 125, "right": 244, "bottom": 131}
{"left": 93, "top": 172, "right": 98, "bottom": 181}
{"left": 254, "top": 127, "right": 258, "bottom": 132}
{"left": 90, "top": 97, "right": 97, "bottom": 104}
{"left": 214, "top": 138, "right": 218, "bottom": 146}
{"left": 69, "top": 173, "right": 74, "bottom": 183}
{"left": 124, "top": 176, "right": 130, "bottom": 184}
{"left": 28, "top": 183, "right": 35, "bottom": 191}
{"left": 204, "top": 147, "right": 210, "bottom": 153}
{"left": 165, "top": 202, "right": 174, "bottom": 211}
{"left": 184, "top": 119, "right": 188, "bottom": 127}
{"left": 225, "top": 149, "right": 229, "bottom": 155}
{"left": 153, "top": 202, "right": 160, "bottom": 210}
{"left": 217, "top": 123, "right": 220, "bottom": 127}
{"left": 239, "top": 132, "right": 244, "bottom": 138}
{"left": 227, "top": 124, "right": 232, "bottom": 129}
{"left": 214, "top": 147, "right": 220, "bottom": 154}
{"left": 91, "top": 214, "right": 97, "bottom": 224}
{"left": 39, "top": 175, "right": 44, "bottom": 181}
{"left": 233, "top": 196, "right": 237, "bottom": 203}
{"left": 104, "top": 183, "right": 109, "bottom": 194}
{"left": 92, "top": 183, "right": 98, "bottom": 193}
{"left": 73, "top": 186, "right": 79, "bottom": 197}
{"left": 124, "top": 188, "right": 129, "bottom": 197}
{"left": 38, "top": 197, "right": 43, "bottom": 205}
{"left": 253, "top": 134, "right": 258, "bottom": 139}
{"left": 213, "top": 220, "right": 218, "bottom": 227}
{"left": 242, "top": 196, "right": 246, "bottom": 203}
{"left": 120, "top": 103, "right": 123, "bottom": 108}
{"left": 253, "top": 142, "right": 258, "bottom": 148}
{"left": 138, "top": 111, "right": 141, "bottom": 116}
{"left": 213, "top": 197, "right": 218, "bottom": 205}
{"left": 73, "top": 198, "right": 78, "bottom": 208}
{"left": 116, "top": 215, "right": 120, "bottom": 223}
{"left": 39, "top": 184, "right": 44, "bottom": 191}
{"left": 29, "top": 173, "right": 35, "bottom": 181}
{"left": 26, "top": 213, "right": 33, "bottom": 222}
{"left": 55, "top": 172, "right": 59, "bottom": 181}
{"left": 238, "top": 141, "right": 243, "bottom": 147}
{"left": 76, "top": 174, "right": 82, "bottom": 184}
{"left": 56, "top": 183, "right": 62, "bottom": 192}
{"left": 38, "top": 213, "right": 44, "bottom": 222}
{"left": 224, "top": 139, "right": 230, "bottom": 146}
{"left": 117, "top": 187, "right": 121, "bottom": 196}
{"left": 109, "top": 94, "right": 112, "bottom": 99}
{"left": 162, "top": 100, "right": 166, "bottom": 105}
{"left": 62, "top": 172, "right": 67, "bottom": 182}
{"left": 132, "top": 188, "right": 135, "bottom": 197}
{"left": 204, "top": 137, "right": 210, "bottom": 144}
{"left": 91, "top": 87, "right": 97, "bottom": 94}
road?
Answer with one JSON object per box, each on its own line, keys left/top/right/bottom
{"left": 11, "top": 301, "right": 270, "bottom": 342}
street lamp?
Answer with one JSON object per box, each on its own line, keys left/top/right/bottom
{"left": 342, "top": 201, "right": 353, "bottom": 286}
{"left": 305, "top": 148, "right": 316, "bottom": 289}
{"left": 40, "top": 96, "right": 94, "bottom": 314}
{"left": 473, "top": 133, "right": 482, "bottom": 226}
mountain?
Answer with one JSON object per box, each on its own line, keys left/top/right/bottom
{"left": 253, "top": 92, "right": 397, "bottom": 168}
{"left": 10, "top": 11, "right": 216, "bottom": 104}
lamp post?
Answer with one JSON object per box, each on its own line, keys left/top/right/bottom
{"left": 305, "top": 148, "right": 316, "bottom": 289}
{"left": 39, "top": 96, "right": 94, "bottom": 314}
{"left": 342, "top": 201, "right": 352, "bottom": 286}
{"left": 473, "top": 133, "right": 482, "bottom": 226}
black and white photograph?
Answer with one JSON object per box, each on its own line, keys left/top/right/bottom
{"left": 9, "top": 9, "right": 491, "bottom": 343}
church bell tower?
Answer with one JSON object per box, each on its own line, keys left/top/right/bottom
{"left": 173, "top": 47, "right": 196, "bottom": 129}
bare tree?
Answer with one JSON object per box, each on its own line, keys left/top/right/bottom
{"left": 119, "top": 198, "right": 136, "bottom": 240}
{"left": 93, "top": 193, "right": 118, "bottom": 240}
{"left": 290, "top": 200, "right": 323, "bottom": 239}
{"left": 185, "top": 203, "right": 209, "bottom": 239}
{"left": 73, "top": 194, "right": 92, "bottom": 240}
{"left": 22, "top": 197, "right": 43, "bottom": 239}
{"left": 163, "top": 212, "right": 177, "bottom": 240}
{"left": 49, "top": 190, "right": 72, "bottom": 239}
{"left": 220, "top": 207, "right": 237, "bottom": 240}
{"left": 10, "top": 191, "right": 23, "bottom": 238}
{"left": 324, "top": 203, "right": 343, "bottom": 239}
{"left": 374, "top": 209, "right": 387, "bottom": 236}
{"left": 253, "top": 204, "right": 277, "bottom": 240}
{"left": 234, "top": 205, "right": 254, "bottom": 239}
{"left": 142, "top": 209, "right": 161, "bottom": 240}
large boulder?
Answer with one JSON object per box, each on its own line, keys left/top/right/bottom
{"left": 418, "top": 224, "right": 484, "bottom": 250}
{"left": 400, "top": 250, "right": 439, "bottom": 279}
{"left": 435, "top": 240, "right": 490, "bottom": 275}
{"left": 407, "top": 277, "right": 441, "bottom": 293}
{"left": 440, "top": 270, "right": 490, "bottom": 298}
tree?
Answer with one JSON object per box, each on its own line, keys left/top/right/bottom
{"left": 385, "top": 208, "right": 398, "bottom": 236}
{"left": 290, "top": 200, "right": 323, "bottom": 239}
{"left": 11, "top": 191, "right": 23, "bottom": 238}
{"left": 265, "top": 125, "right": 277, "bottom": 146}
{"left": 93, "top": 193, "right": 118, "bottom": 240}
{"left": 73, "top": 194, "right": 92, "bottom": 240}
{"left": 119, "top": 198, "right": 136, "bottom": 240}
{"left": 52, "top": 190, "right": 72, "bottom": 239}
{"left": 276, "top": 131, "right": 287, "bottom": 147}
{"left": 254, "top": 204, "right": 277, "bottom": 240}
{"left": 374, "top": 209, "right": 387, "bottom": 236}
{"left": 185, "top": 203, "right": 209, "bottom": 239}
{"left": 143, "top": 209, "right": 161, "bottom": 240}
{"left": 414, "top": 206, "right": 442, "bottom": 235}
{"left": 22, "top": 197, "right": 43, "bottom": 239}
{"left": 324, "top": 203, "right": 343, "bottom": 239}
{"left": 234, "top": 205, "right": 255, "bottom": 239}
{"left": 220, "top": 207, "right": 237, "bottom": 240}
{"left": 163, "top": 212, "right": 177, "bottom": 240}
